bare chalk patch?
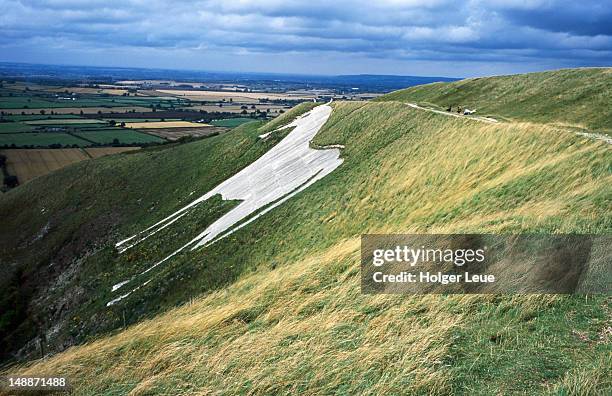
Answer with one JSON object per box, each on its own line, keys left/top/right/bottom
{"left": 109, "top": 104, "right": 342, "bottom": 304}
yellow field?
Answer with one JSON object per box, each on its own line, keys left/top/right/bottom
{"left": 1, "top": 147, "right": 140, "bottom": 183}
{"left": 1, "top": 149, "right": 88, "bottom": 183}
{"left": 125, "top": 121, "right": 207, "bottom": 129}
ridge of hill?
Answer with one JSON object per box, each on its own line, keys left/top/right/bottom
{"left": 377, "top": 68, "right": 612, "bottom": 135}
{"left": 1, "top": 70, "right": 611, "bottom": 394}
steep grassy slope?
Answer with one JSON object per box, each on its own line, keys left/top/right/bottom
{"left": 378, "top": 68, "right": 612, "bottom": 135}
{"left": 2, "top": 96, "right": 610, "bottom": 394}
{"left": 0, "top": 103, "right": 318, "bottom": 362}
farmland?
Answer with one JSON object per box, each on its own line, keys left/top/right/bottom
{"left": 84, "top": 147, "right": 140, "bottom": 158}
{"left": 0, "top": 133, "right": 89, "bottom": 147}
{"left": 75, "top": 129, "right": 165, "bottom": 144}
{"left": 0, "top": 69, "right": 610, "bottom": 394}
{"left": 145, "top": 126, "right": 227, "bottom": 141}
{"left": 0, "top": 70, "right": 379, "bottom": 189}
{"left": 1, "top": 147, "right": 139, "bottom": 183}
{"left": 210, "top": 117, "right": 254, "bottom": 127}
{"left": 124, "top": 121, "right": 206, "bottom": 128}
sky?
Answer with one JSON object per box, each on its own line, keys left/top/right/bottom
{"left": 0, "top": 0, "right": 610, "bottom": 77}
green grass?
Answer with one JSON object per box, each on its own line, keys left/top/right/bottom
{"left": 0, "top": 132, "right": 90, "bottom": 147}
{"left": 210, "top": 117, "right": 255, "bottom": 128}
{"left": 377, "top": 68, "right": 612, "bottom": 134}
{"left": 0, "top": 72, "right": 610, "bottom": 394}
{"left": 74, "top": 129, "right": 165, "bottom": 144}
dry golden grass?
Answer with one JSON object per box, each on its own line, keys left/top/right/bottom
{"left": 124, "top": 121, "right": 207, "bottom": 129}
{"left": 3, "top": 101, "right": 610, "bottom": 394}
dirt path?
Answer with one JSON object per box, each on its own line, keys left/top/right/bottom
{"left": 406, "top": 103, "right": 610, "bottom": 145}
{"left": 406, "top": 103, "right": 499, "bottom": 124}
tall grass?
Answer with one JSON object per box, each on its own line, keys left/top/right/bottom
{"left": 377, "top": 68, "right": 612, "bottom": 135}
{"left": 3, "top": 99, "right": 610, "bottom": 394}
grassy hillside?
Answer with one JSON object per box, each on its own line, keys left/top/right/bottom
{"left": 2, "top": 92, "right": 610, "bottom": 394}
{"left": 0, "top": 102, "right": 318, "bottom": 362}
{"left": 377, "top": 68, "right": 612, "bottom": 135}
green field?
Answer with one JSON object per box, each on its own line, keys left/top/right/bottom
{"left": 75, "top": 129, "right": 165, "bottom": 144}
{"left": 25, "top": 119, "right": 107, "bottom": 125}
{"left": 0, "top": 122, "right": 35, "bottom": 133}
{"left": 1, "top": 71, "right": 610, "bottom": 395}
{"left": 1, "top": 114, "right": 83, "bottom": 121}
{"left": 210, "top": 117, "right": 254, "bottom": 127}
{"left": 102, "top": 118, "right": 172, "bottom": 123}
{"left": 0, "top": 132, "right": 89, "bottom": 147}
{"left": 0, "top": 95, "right": 190, "bottom": 110}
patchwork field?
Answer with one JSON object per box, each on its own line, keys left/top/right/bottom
{"left": 0, "top": 106, "right": 155, "bottom": 115}
{"left": 74, "top": 129, "right": 165, "bottom": 144}
{"left": 186, "top": 104, "right": 289, "bottom": 114}
{"left": 125, "top": 121, "right": 206, "bottom": 129}
{"left": 210, "top": 117, "right": 254, "bottom": 128}
{"left": 1, "top": 114, "right": 83, "bottom": 121}
{"left": 0, "top": 133, "right": 89, "bottom": 147}
{"left": 24, "top": 119, "right": 107, "bottom": 125}
{"left": 157, "top": 89, "right": 315, "bottom": 101}
{"left": 0, "top": 123, "right": 36, "bottom": 133}
{"left": 145, "top": 126, "right": 227, "bottom": 140}
{"left": 84, "top": 147, "right": 140, "bottom": 158}
{"left": 1, "top": 147, "right": 140, "bottom": 183}
{"left": 1, "top": 148, "right": 88, "bottom": 183}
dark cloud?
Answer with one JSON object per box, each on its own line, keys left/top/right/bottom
{"left": 0, "top": 0, "right": 610, "bottom": 75}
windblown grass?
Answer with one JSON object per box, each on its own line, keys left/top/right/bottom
{"left": 3, "top": 99, "right": 610, "bottom": 394}
{"left": 377, "top": 68, "right": 612, "bottom": 135}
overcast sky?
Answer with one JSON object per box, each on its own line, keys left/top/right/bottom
{"left": 0, "top": 0, "right": 610, "bottom": 77}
